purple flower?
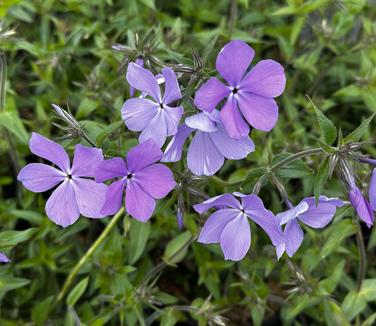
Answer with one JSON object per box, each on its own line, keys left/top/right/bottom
{"left": 349, "top": 183, "right": 374, "bottom": 228}
{"left": 129, "top": 57, "right": 144, "bottom": 97}
{"left": 194, "top": 193, "right": 284, "bottom": 261}
{"left": 17, "top": 133, "right": 107, "bottom": 227}
{"left": 162, "top": 110, "right": 255, "bottom": 176}
{"left": 95, "top": 139, "right": 176, "bottom": 222}
{"left": 0, "top": 252, "right": 10, "bottom": 263}
{"left": 194, "top": 40, "right": 286, "bottom": 139}
{"left": 122, "top": 63, "right": 184, "bottom": 147}
{"left": 276, "top": 196, "right": 344, "bottom": 257}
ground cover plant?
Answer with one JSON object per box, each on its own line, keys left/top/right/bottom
{"left": 1, "top": 0, "right": 376, "bottom": 325}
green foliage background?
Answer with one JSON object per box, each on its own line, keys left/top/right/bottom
{"left": 1, "top": 0, "right": 376, "bottom": 324}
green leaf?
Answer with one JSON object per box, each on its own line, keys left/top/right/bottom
{"left": 0, "top": 228, "right": 37, "bottom": 249}
{"left": 66, "top": 277, "right": 89, "bottom": 306}
{"left": 0, "top": 275, "right": 30, "bottom": 295}
{"left": 163, "top": 231, "right": 193, "bottom": 266}
{"left": 359, "top": 279, "right": 376, "bottom": 301}
{"left": 313, "top": 155, "right": 330, "bottom": 203}
{"left": 32, "top": 296, "right": 54, "bottom": 326}
{"left": 241, "top": 167, "right": 267, "bottom": 193}
{"left": 342, "top": 291, "right": 367, "bottom": 320}
{"left": 128, "top": 219, "right": 151, "bottom": 265}
{"left": 0, "top": 111, "right": 29, "bottom": 144}
{"left": 96, "top": 120, "right": 124, "bottom": 147}
{"left": 76, "top": 98, "right": 99, "bottom": 119}
{"left": 273, "top": 152, "right": 313, "bottom": 179}
{"left": 344, "top": 113, "right": 375, "bottom": 143}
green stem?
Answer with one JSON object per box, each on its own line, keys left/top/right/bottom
{"left": 210, "top": 175, "right": 241, "bottom": 188}
{"left": 356, "top": 226, "right": 366, "bottom": 291}
{"left": 82, "top": 131, "right": 96, "bottom": 147}
{"left": 228, "top": 0, "right": 238, "bottom": 38}
{"left": 55, "top": 207, "right": 125, "bottom": 303}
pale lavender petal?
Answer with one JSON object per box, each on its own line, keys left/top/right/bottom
{"left": 194, "top": 77, "right": 230, "bottom": 113}
{"left": 369, "top": 168, "right": 376, "bottom": 210}
{"left": 100, "top": 179, "right": 126, "bottom": 216}
{"left": 185, "top": 112, "right": 218, "bottom": 132}
{"left": 187, "top": 131, "right": 224, "bottom": 176}
{"left": 126, "top": 62, "right": 161, "bottom": 101}
{"left": 136, "top": 164, "right": 176, "bottom": 199}
{"left": 240, "top": 59, "right": 286, "bottom": 98}
{"left": 219, "top": 97, "right": 250, "bottom": 139}
{"left": 129, "top": 58, "right": 144, "bottom": 97}
{"left": 45, "top": 181, "right": 80, "bottom": 227}
{"left": 349, "top": 186, "right": 374, "bottom": 228}
{"left": 162, "top": 67, "right": 182, "bottom": 104}
{"left": 139, "top": 110, "right": 168, "bottom": 147}
{"left": 193, "top": 194, "right": 241, "bottom": 214}
{"left": 220, "top": 214, "right": 251, "bottom": 261}
{"left": 95, "top": 157, "right": 127, "bottom": 183}
{"left": 163, "top": 106, "right": 184, "bottom": 136}
{"left": 29, "top": 132, "right": 70, "bottom": 172}
{"left": 303, "top": 196, "right": 344, "bottom": 208}
{"left": 162, "top": 124, "right": 193, "bottom": 163}
{"left": 0, "top": 252, "right": 10, "bottom": 263}
{"left": 209, "top": 124, "right": 255, "bottom": 160}
{"left": 126, "top": 180, "right": 156, "bottom": 222}
{"left": 121, "top": 98, "right": 159, "bottom": 131}
{"left": 73, "top": 178, "right": 108, "bottom": 218}
{"left": 237, "top": 93, "right": 278, "bottom": 132}
{"left": 198, "top": 208, "right": 239, "bottom": 243}
{"left": 126, "top": 139, "right": 163, "bottom": 172}
{"left": 71, "top": 144, "right": 103, "bottom": 177}
{"left": 276, "top": 201, "right": 309, "bottom": 226}
{"left": 276, "top": 243, "right": 285, "bottom": 260}
{"left": 284, "top": 219, "right": 304, "bottom": 257}
{"left": 17, "top": 163, "right": 65, "bottom": 192}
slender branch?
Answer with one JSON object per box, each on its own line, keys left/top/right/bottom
{"left": 228, "top": 0, "right": 238, "bottom": 38}
{"left": 356, "top": 226, "right": 366, "bottom": 291}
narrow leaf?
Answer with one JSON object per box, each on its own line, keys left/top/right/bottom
{"left": 66, "top": 277, "right": 89, "bottom": 306}
{"left": 344, "top": 113, "right": 375, "bottom": 144}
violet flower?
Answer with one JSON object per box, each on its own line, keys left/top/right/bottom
{"left": 349, "top": 183, "right": 374, "bottom": 228}
{"left": 276, "top": 196, "right": 344, "bottom": 257}
{"left": 17, "top": 133, "right": 107, "bottom": 227}
{"left": 194, "top": 40, "right": 286, "bottom": 139}
{"left": 122, "top": 62, "right": 184, "bottom": 147}
{"left": 0, "top": 252, "right": 10, "bottom": 263}
{"left": 194, "top": 193, "right": 284, "bottom": 261}
{"left": 95, "top": 139, "right": 176, "bottom": 222}
{"left": 162, "top": 110, "right": 254, "bottom": 176}
{"left": 129, "top": 57, "right": 144, "bottom": 97}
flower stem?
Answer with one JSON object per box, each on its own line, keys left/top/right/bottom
{"left": 356, "top": 225, "right": 366, "bottom": 291}
{"left": 55, "top": 207, "right": 125, "bottom": 303}
{"left": 210, "top": 175, "right": 241, "bottom": 188}
{"left": 82, "top": 132, "right": 97, "bottom": 147}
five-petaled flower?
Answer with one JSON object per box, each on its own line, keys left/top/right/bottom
{"left": 95, "top": 139, "right": 176, "bottom": 221}
{"left": 17, "top": 133, "right": 107, "bottom": 227}
{"left": 276, "top": 196, "right": 344, "bottom": 257}
{"left": 194, "top": 193, "right": 284, "bottom": 261}
{"left": 194, "top": 40, "right": 286, "bottom": 139}
{"left": 122, "top": 62, "right": 184, "bottom": 147}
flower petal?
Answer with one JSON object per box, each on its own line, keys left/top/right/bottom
{"left": 194, "top": 77, "right": 230, "bottom": 112}
{"left": 220, "top": 214, "right": 251, "bottom": 261}
{"left": 126, "top": 139, "right": 163, "bottom": 172}
{"left": 276, "top": 201, "right": 309, "bottom": 226}
{"left": 17, "top": 163, "right": 65, "bottom": 192}
{"left": 71, "top": 144, "right": 103, "bottom": 177}
{"left": 219, "top": 97, "right": 250, "bottom": 139}
{"left": 162, "top": 124, "right": 193, "bottom": 162}
{"left": 30, "top": 132, "right": 70, "bottom": 172}
{"left": 129, "top": 58, "right": 145, "bottom": 97}
{"left": 95, "top": 157, "right": 127, "bottom": 183}
{"left": 162, "top": 67, "right": 182, "bottom": 104}
{"left": 126, "top": 181, "right": 156, "bottom": 222}
{"left": 100, "top": 180, "right": 126, "bottom": 216}
{"left": 349, "top": 186, "right": 374, "bottom": 228}
{"left": 73, "top": 178, "right": 108, "bottom": 218}
{"left": 284, "top": 220, "right": 304, "bottom": 257}
{"left": 185, "top": 112, "right": 218, "bottom": 132}
{"left": 237, "top": 93, "right": 278, "bottom": 132}
{"left": 216, "top": 40, "right": 255, "bottom": 87}
{"left": 121, "top": 98, "right": 159, "bottom": 131}
{"left": 187, "top": 131, "right": 224, "bottom": 176}
{"left": 126, "top": 62, "right": 161, "bottom": 101}
{"left": 0, "top": 252, "right": 10, "bottom": 263}
{"left": 136, "top": 163, "right": 176, "bottom": 199}
{"left": 369, "top": 168, "right": 376, "bottom": 210}
{"left": 139, "top": 110, "right": 168, "bottom": 147}
{"left": 198, "top": 208, "right": 239, "bottom": 244}
{"left": 240, "top": 59, "right": 286, "bottom": 98}
{"left": 193, "top": 194, "right": 241, "bottom": 214}
{"left": 45, "top": 181, "right": 80, "bottom": 227}
{"left": 163, "top": 106, "right": 184, "bottom": 136}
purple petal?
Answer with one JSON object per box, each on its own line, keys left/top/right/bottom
{"left": 369, "top": 168, "right": 376, "bottom": 210}
{"left": 193, "top": 194, "right": 241, "bottom": 214}
{"left": 121, "top": 98, "right": 159, "bottom": 131}
{"left": 126, "top": 62, "right": 161, "bottom": 101}
{"left": 284, "top": 219, "right": 304, "bottom": 257}
{"left": 216, "top": 40, "right": 255, "bottom": 87}
{"left": 162, "top": 124, "right": 193, "bottom": 162}
{"left": 349, "top": 186, "right": 374, "bottom": 228}
{"left": 220, "top": 214, "right": 251, "bottom": 261}
{"left": 240, "top": 59, "right": 286, "bottom": 98}
{"left": 303, "top": 196, "right": 344, "bottom": 208}
{"left": 276, "top": 243, "right": 285, "bottom": 260}
{"left": 194, "top": 77, "right": 230, "bottom": 112}
{"left": 219, "top": 97, "right": 250, "bottom": 139}
{"left": 185, "top": 112, "right": 218, "bottom": 132}
{"left": 0, "top": 252, "right": 11, "bottom": 263}
{"left": 136, "top": 163, "right": 176, "bottom": 199}
{"left": 100, "top": 179, "right": 126, "bottom": 216}
{"left": 29, "top": 132, "right": 70, "bottom": 173}
{"left": 130, "top": 58, "right": 144, "bottom": 97}
{"left": 187, "top": 131, "right": 224, "bottom": 176}
{"left": 95, "top": 157, "right": 127, "bottom": 183}
{"left": 126, "top": 139, "right": 163, "bottom": 172}
{"left": 162, "top": 67, "right": 182, "bottom": 104}
{"left": 209, "top": 124, "right": 255, "bottom": 160}
{"left": 276, "top": 201, "right": 309, "bottom": 226}
{"left": 139, "top": 110, "right": 168, "bottom": 147}
{"left": 17, "top": 163, "right": 65, "bottom": 192}
{"left": 163, "top": 106, "right": 184, "bottom": 136}
{"left": 71, "top": 144, "right": 103, "bottom": 177}
{"left": 237, "top": 93, "right": 278, "bottom": 132}
{"left": 45, "top": 181, "right": 80, "bottom": 227}
{"left": 73, "top": 178, "right": 108, "bottom": 218}
{"left": 125, "top": 180, "right": 156, "bottom": 222}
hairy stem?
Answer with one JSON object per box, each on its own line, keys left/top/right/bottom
{"left": 356, "top": 226, "right": 366, "bottom": 291}
{"left": 228, "top": 0, "right": 238, "bottom": 37}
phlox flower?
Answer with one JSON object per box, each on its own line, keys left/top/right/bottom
{"left": 194, "top": 193, "right": 284, "bottom": 261}
{"left": 17, "top": 133, "right": 107, "bottom": 227}
{"left": 162, "top": 110, "right": 254, "bottom": 176}
{"left": 95, "top": 139, "right": 176, "bottom": 222}
{"left": 0, "top": 252, "right": 10, "bottom": 263}
{"left": 194, "top": 40, "right": 286, "bottom": 139}
{"left": 122, "top": 62, "right": 184, "bottom": 147}
{"left": 276, "top": 196, "right": 344, "bottom": 257}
